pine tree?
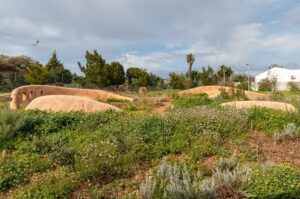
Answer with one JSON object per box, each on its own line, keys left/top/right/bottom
{"left": 45, "top": 51, "right": 65, "bottom": 84}
{"left": 78, "top": 50, "right": 107, "bottom": 87}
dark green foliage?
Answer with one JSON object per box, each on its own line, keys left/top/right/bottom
{"left": 0, "top": 109, "right": 28, "bottom": 144}
{"left": 148, "top": 72, "right": 164, "bottom": 88}
{"left": 105, "top": 61, "right": 125, "bottom": 86}
{"left": 199, "top": 65, "right": 218, "bottom": 86}
{"left": 0, "top": 161, "right": 25, "bottom": 191}
{"left": 78, "top": 50, "right": 107, "bottom": 87}
{"left": 217, "top": 65, "right": 233, "bottom": 85}
{"left": 169, "top": 72, "right": 191, "bottom": 89}
{"left": 23, "top": 62, "right": 49, "bottom": 84}
{"left": 79, "top": 50, "right": 126, "bottom": 88}
{"left": 45, "top": 51, "right": 66, "bottom": 84}
{"left": 126, "top": 67, "right": 150, "bottom": 87}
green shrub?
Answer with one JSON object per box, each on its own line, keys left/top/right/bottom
{"left": 0, "top": 110, "right": 27, "bottom": 144}
{"left": 15, "top": 169, "right": 80, "bottom": 199}
{"left": 248, "top": 108, "right": 298, "bottom": 134}
{"left": 0, "top": 161, "right": 25, "bottom": 191}
{"left": 191, "top": 134, "right": 226, "bottom": 161}
{"left": 258, "top": 78, "right": 276, "bottom": 91}
{"left": 173, "top": 93, "right": 218, "bottom": 108}
{"left": 245, "top": 164, "right": 300, "bottom": 198}
{"left": 0, "top": 152, "right": 51, "bottom": 191}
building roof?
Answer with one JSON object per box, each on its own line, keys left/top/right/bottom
{"left": 255, "top": 67, "right": 300, "bottom": 83}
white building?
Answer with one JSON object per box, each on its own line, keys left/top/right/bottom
{"left": 253, "top": 67, "right": 300, "bottom": 91}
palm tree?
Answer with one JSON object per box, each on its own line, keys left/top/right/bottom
{"left": 186, "top": 53, "right": 195, "bottom": 80}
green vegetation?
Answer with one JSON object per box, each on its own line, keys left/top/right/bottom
{"left": 173, "top": 93, "right": 219, "bottom": 108}
{"left": 0, "top": 86, "right": 300, "bottom": 198}
{"left": 246, "top": 164, "right": 300, "bottom": 198}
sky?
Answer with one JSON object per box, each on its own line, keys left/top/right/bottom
{"left": 1, "top": 0, "right": 300, "bottom": 77}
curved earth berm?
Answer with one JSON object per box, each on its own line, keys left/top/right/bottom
{"left": 178, "top": 86, "right": 270, "bottom": 100}
{"left": 25, "top": 95, "right": 121, "bottom": 113}
{"left": 221, "top": 101, "right": 296, "bottom": 112}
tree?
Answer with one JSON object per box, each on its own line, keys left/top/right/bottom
{"left": 186, "top": 53, "right": 195, "bottom": 80}
{"left": 24, "top": 63, "right": 49, "bottom": 84}
{"left": 199, "top": 65, "right": 217, "bottom": 86}
{"left": 169, "top": 72, "right": 189, "bottom": 89}
{"left": 217, "top": 65, "right": 233, "bottom": 85}
{"left": 45, "top": 51, "right": 65, "bottom": 84}
{"left": 78, "top": 50, "right": 107, "bottom": 87}
{"left": 258, "top": 78, "right": 277, "bottom": 91}
{"left": 0, "top": 55, "right": 34, "bottom": 87}
{"left": 105, "top": 61, "right": 125, "bottom": 86}
{"left": 148, "top": 72, "right": 164, "bottom": 88}
{"left": 126, "top": 67, "right": 149, "bottom": 87}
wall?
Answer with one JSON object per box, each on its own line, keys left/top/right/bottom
{"left": 10, "top": 85, "right": 133, "bottom": 110}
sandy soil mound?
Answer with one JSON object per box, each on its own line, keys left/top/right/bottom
{"left": 178, "top": 86, "right": 270, "bottom": 100}
{"left": 221, "top": 101, "right": 296, "bottom": 112}
{"left": 25, "top": 95, "right": 121, "bottom": 113}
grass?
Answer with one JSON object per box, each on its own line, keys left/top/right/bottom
{"left": 0, "top": 89, "right": 300, "bottom": 198}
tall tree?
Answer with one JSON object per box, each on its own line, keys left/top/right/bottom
{"left": 78, "top": 50, "right": 107, "bottom": 87}
{"left": 24, "top": 63, "right": 49, "bottom": 84}
{"left": 217, "top": 65, "right": 233, "bottom": 85}
{"left": 199, "top": 65, "right": 217, "bottom": 85}
{"left": 126, "top": 67, "right": 149, "bottom": 87}
{"left": 45, "top": 51, "right": 65, "bottom": 84}
{"left": 186, "top": 53, "right": 195, "bottom": 80}
{"left": 105, "top": 61, "right": 125, "bottom": 86}
{"left": 169, "top": 72, "right": 189, "bottom": 89}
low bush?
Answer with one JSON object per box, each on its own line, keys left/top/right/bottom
{"left": 248, "top": 108, "right": 298, "bottom": 134}
{"left": 138, "top": 157, "right": 251, "bottom": 199}
{"left": 273, "top": 123, "right": 300, "bottom": 143}
{"left": 15, "top": 169, "right": 80, "bottom": 199}
{"left": 0, "top": 152, "right": 51, "bottom": 192}
{"left": 245, "top": 164, "right": 300, "bottom": 198}
{"left": 173, "top": 93, "right": 218, "bottom": 108}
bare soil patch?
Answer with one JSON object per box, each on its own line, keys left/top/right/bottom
{"left": 243, "top": 132, "right": 300, "bottom": 167}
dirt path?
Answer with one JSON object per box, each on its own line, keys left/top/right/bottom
{"left": 152, "top": 100, "right": 173, "bottom": 113}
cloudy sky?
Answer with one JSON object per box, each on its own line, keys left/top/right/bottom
{"left": 1, "top": 0, "right": 300, "bottom": 77}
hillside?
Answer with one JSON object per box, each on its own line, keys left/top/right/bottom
{"left": 0, "top": 90, "right": 300, "bottom": 198}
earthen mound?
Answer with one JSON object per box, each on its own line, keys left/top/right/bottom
{"left": 25, "top": 95, "right": 121, "bottom": 113}
{"left": 221, "top": 101, "right": 296, "bottom": 112}
{"left": 178, "top": 86, "right": 270, "bottom": 100}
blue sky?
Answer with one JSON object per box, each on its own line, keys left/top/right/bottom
{"left": 1, "top": 0, "right": 300, "bottom": 77}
